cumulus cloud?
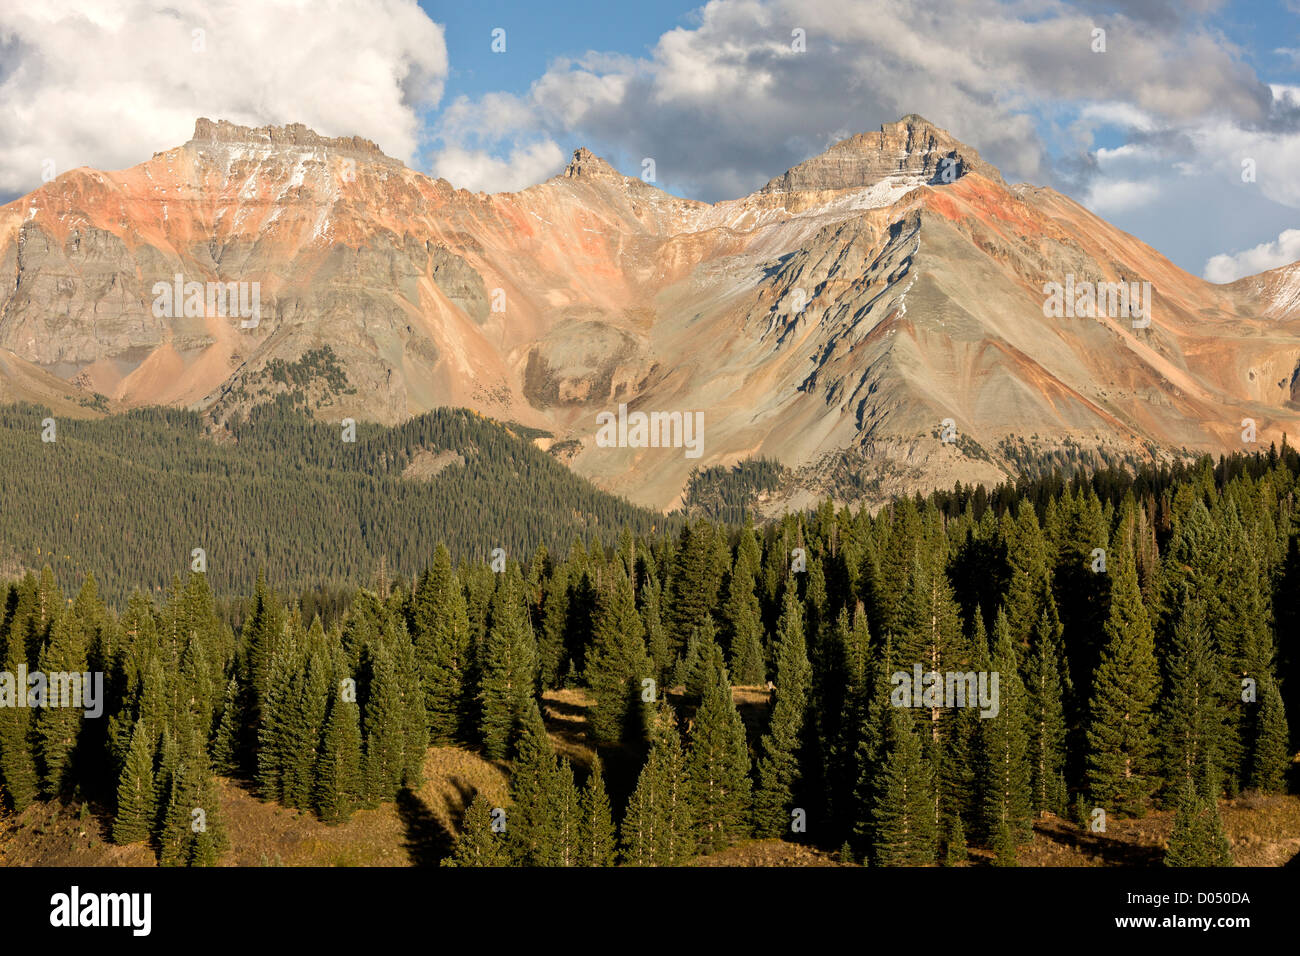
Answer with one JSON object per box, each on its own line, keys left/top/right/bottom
{"left": 430, "top": 139, "right": 567, "bottom": 194}
{"left": 1205, "top": 229, "right": 1300, "bottom": 283}
{"left": 0, "top": 0, "right": 447, "bottom": 196}
{"left": 427, "top": 0, "right": 1274, "bottom": 204}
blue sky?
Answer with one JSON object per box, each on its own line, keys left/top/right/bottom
{"left": 3, "top": 0, "right": 1300, "bottom": 279}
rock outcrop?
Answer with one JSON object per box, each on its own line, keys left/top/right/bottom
{"left": 2, "top": 115, "right": 1298, "bottom": 510}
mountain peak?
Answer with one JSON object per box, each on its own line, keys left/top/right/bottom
{"left": 760, "top": 114, "right": 1003, "bottom": 196}
{"left": 563, "top": 147, "right": 623, "bottom": 183}
{"left": 185, "top": 117, "right": 399, "bottom": 164}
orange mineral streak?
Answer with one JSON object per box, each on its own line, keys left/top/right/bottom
{"left": 3, "top": 115, "right": 1300, "bottom": 510}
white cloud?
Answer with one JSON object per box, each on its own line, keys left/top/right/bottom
{"left": 426, "top": 0, "right": 1276, "bottom": 205}
{"left": 430, "top": 140, "right": 567, "bottom": 194}
{"left": 0, "top": 0, "right": 447, "bottom": 195}
{"left": 1204, "top": 228, "right": 1300, "bottom": 283}
{"left": 1085, "top": 179, "right": 1161, "bottom": 213}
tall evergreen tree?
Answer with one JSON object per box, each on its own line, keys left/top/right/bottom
{"left": 1158, "top": 597, "right": 1226, "bottom": 798}
{"left": 1164, "top": 779, "right": 1233, "bottom": 867}
{"left": 1086, "top": 531, "right": 1159, "bottom": 816}
{"left": 752, "top": 585, "right": 812, "bottom": 838}
{"left": 477, "top": 573, "right": 537, "bottom": 760}
{"left": 578, "top": 755, "right": 616, "bottom": 866}
{"left": 411, "top": 544, "right": 472, "bottom": 744}
{"left": 620, "top": 701, "right": 693, "bottom": 865}
{"left": 723, "top": 550, "right": 767, "bottom": 686}
{"left": 1024, "top": 606, "right": 1068, "bottom": 816}
{"left": 1249, "top": 676, "right": 1290, "bottom": 794}
{"left": 585, "top": 567, "right": 652, "bottom": 747}
{"left": 506, "top": 700, "right": 559, "bottom": 866}
{"left": 315, "top": 687, "right": 364, "bottom": 823}
{"left": 978, "top": 610, "right": 1033, "bottom": 850}
{"left": 871, "top": 707, "right": 937, "bottom": 866}
{"left": 112, "top": 719, "right": 156, "bottom": 845}
{"left": 685, "top": 647, "right": 752, "bottom": 853}
{"left": 443, "top": 793, "right": 508, "bottom": 867}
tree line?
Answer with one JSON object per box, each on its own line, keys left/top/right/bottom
{"left": 0, "top": 447, "right": 1296, "bottom": 866}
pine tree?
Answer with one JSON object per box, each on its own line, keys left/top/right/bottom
{"left": 685, "top": 646, "right": 752, "bottom": 853}
{"left": 477, "top": 574, "right": 537, "bottom": 760}
{"left": 638, "top": 569, "right": 671, "bottom": 686}
{"left": 620, "top": 701, "right": 693, "bottom": 865}
{"left": 362, "top": 636, "right": 421, "bottom": 803}
{"left": 1024, "top": 605, "right": 1068, "bottom": 815}
{"left": 158, "top": 733, "right": 225, "bottom": 867}
{"left": 506, "top": 700, "right": 559, "bottom": 865}
{"left": 979, "top": 610, "right": 1033, "bottom": 846}
{"left": 112, "top": 719, "right": 156, "bottom": 844}
{"left": 578, "top": 755, "right": 616, "bottom": 866}
{"left": 1086, "top": 533, "right": 1159, "bottom": 816}
{"left": 443, "top": 793, "right": 508, "bottom": 866}
{"left": 1158, "top": 597, "right": 1226, "bottom": 798}
{"left": 752, "top": 585, "right": 811, "bottom": 838}
{"left": 1164, "top": 779, "right": 1233, "bottom": 866}
{"left": 548, "top": 757, "right": 581, "bottom": 867}
{"left": 1249, "top": 676, "right": 1290, "bottom": 794}
{"left": 723, "top": 551, "right": 767, "bottom": 685}
{"left": 665, "top": 522, "right": 721, "bottom": 661}
{"left": 871, "top": 707, "right": 937, "bottom": 865}
{"left": 0, "top": 600, "right": 40, "bottom": 811}
{"left": 35, "top": 610, "right": 89, "bottom": 796}
{"left": 411, "top": 544, "right": 472, "bottom": 744}
{"left": 585, "top": 567, "right": 652, "bottom": 747}
{"left": 315, "top": 688, "right": 364, "bottom": 824}
{"left": 944, "top": 814, "right": 968, "bottom": 866}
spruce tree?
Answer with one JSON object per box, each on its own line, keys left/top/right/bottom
{"left": 548, "top": 757, "right": 581, "bottom": 867}
{"left": 1024, "top": 605, "right": 1068, "bottom": 815}
{"left": 477, "top": 573, "right": 537, "bottom": 760}
{"left": 35, "top": 610, "right": 89, "bottom": 796}
{"left": 871, "top": 707, "right": 937, "bottom": 866}
{"left": 444, "top": 793, "right": 508, "bottom": 866}
{"left": 1165, "top": 779, "right": 1233, "bottom": 867}
{"left": 412, "top": 545, "right": 472, "bottom": 744}
{"left": 1158, "top": 597, "right": 1226, "bottom": 798}
{"left": 585, "top": 567, "right": 652, "bottom": 747}
{"left": 158, "top": 733, "right": 225, "bottom": 867}
{"left": 1249, "top": 676, "right": 1290, "bottom": 794}
{"left": 506, "top": 700, "right": 559, "bottom": 865}
{"left": 112, "top": 719, "right": 156, "bottom": 845}
{"left": 724, "top": 551, "right": 767, "bottom": 686}
{"left": 315, "top": 688, "right": 364, "bottom": 823}
{"left": 685, "top": 647, "right": 752, "bottom": 853}
{"left": 620, "top": 701, "right": 693, "bottom": 865}
{"left": 1086, "top": 534, "right": 1159, "bottom": 816}
{"left": 0, "top": 611, "right": 39, "bottom": 810}
{"left": 752, "top": 585, "right": 812, "bottom": 838}
{"left": 979, "top": 610, "right": 1033, "bottom": 846}
{"left": 579, "top": 756, "right": 616, "bottom": 866}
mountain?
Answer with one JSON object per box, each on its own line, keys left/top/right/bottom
{"left": 3, "top": 114, "right": 1299, "bottom": 510}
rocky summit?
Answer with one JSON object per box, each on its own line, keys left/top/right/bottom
{"left": 3, "top": 114, "right": 1299, "bottom": 510}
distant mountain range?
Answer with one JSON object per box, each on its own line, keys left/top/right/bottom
{"left": 4, "top": 113, "right": 1299, "bottom": 510}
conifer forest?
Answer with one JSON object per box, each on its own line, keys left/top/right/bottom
{"left": 1, "top": 403, "right": 1296, "bottom": 871}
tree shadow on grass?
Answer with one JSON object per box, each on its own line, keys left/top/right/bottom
{"left": 395, "top": 787, "right": 455, "bottom": 866}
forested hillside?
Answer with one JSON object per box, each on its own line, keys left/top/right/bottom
{"left": 0, "top": 446, "right": 1295, "bottom": 866}
{"left": 0, "top": 399, "right": 665, "bottom": 603}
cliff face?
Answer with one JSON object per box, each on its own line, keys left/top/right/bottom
{"left": 3, "top": 115, "right": 1299, "bottom": 510}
